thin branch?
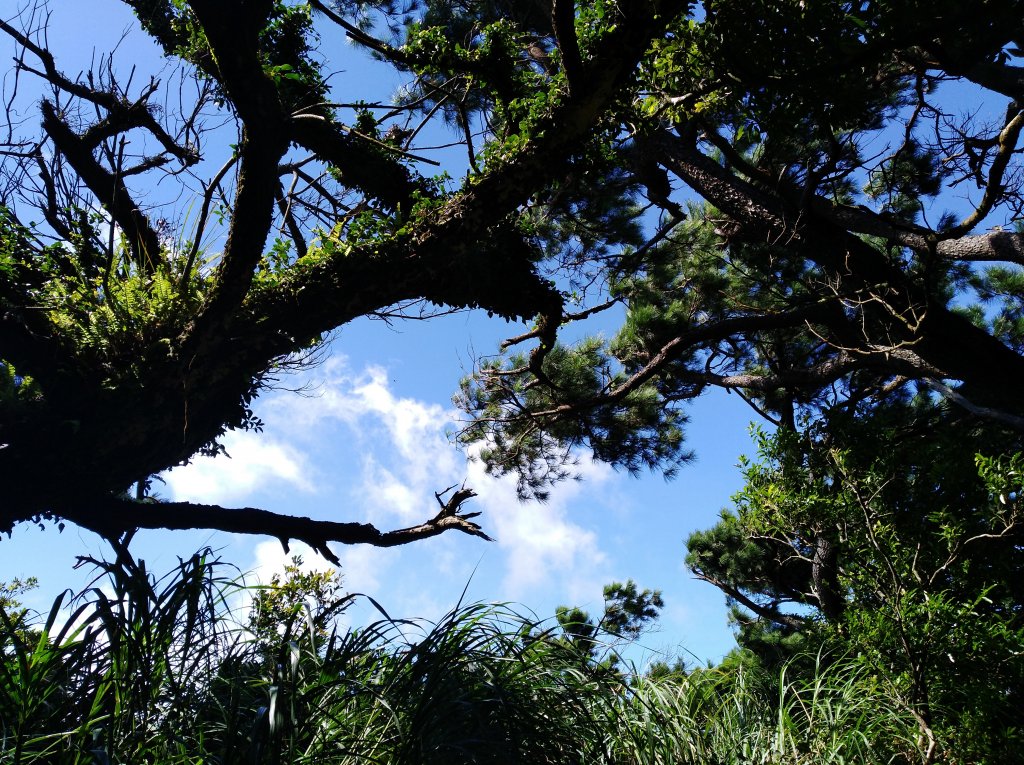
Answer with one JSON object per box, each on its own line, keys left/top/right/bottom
{"left": 501, "top": 297, "right": 619, "bottom": 349}
{"left": 180, "top": 153, "right": 237, "bottom": 291}
{"left": 918, "top": 378, "right": 1024, "bottom": 430}
{"left": 690, "top": 568, "right": 807, "bottom": 630}
{"left": 41, "top": 101, "right": 163, "bottom": 272}
{"left": 947, "top": 106, "right": 1024, "bottom": 236}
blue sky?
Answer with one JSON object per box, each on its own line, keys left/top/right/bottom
{"left": 4, "top": 0, "right": 1010, "bottom": 670}
{"left": 4, "top": 309, "right": 756, "bottom": 665}
{"left": 0, "top": 0, "right": 771, "bottom": 667}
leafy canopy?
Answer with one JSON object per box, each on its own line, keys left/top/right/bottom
{"left": 0, "top": 0, "right": 1022, "bottom": 559}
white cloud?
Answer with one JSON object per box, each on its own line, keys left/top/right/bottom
{"left": 468, "top": 450, "right": 613, "bottom": 602}
{"left": 162, "top": 430, "right": 313, "bottom": 505}
{"left": 302, "top": 361, "right": 615, "bottom": 606}
{"left": 258, "top": 360, "right": 462, "bottom": 521}
{"left": 334, "top": 544, "right": 388, "bottom": 593}
{"left": 165, "top": 356, "right": 619, "bottom": 628}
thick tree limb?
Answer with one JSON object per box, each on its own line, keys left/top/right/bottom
{"left": 58, "top": 490, "right": 492, "bottom": 565}
{"left": 187, "top": 126, "right": 287, "bottom": 337}
{"left": 289, "top": 118, "right": 424, "bottom": 211}
{"left": 551, "top": 0, "right": 582, "bottom": 92}
{"left": 810, "top": 198, "right": 1024, "bottom": 265}
{"left": 187, "top": 0, "right": 283, "bottom": 124}
{"left": 935, "top": 230, "right": 1024, "bottom": 264}
{"left": 653, "top": 128, "right": 1024, "bottom": 417}
{"left": 241, "top": 0, "right": 679, "bottom": 349}
{"left": 918, "top": 378, "right": 1024, "bottom": 430}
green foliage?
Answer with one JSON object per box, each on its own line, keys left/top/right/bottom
{"left": 0, "top": 578, "right": 36, "bottom": 613}
{"left": 246, "top": 555, "right": 351, "bottom": 660}
{"left": 0, "top": 206, "right": 210, "bottom": 382}
{"left": 0, "top": 546, "right": 233, "bottom": 763}
{"left": 40, "top": 263, "right": 206, "bottom": 367}
{"left": 0, "top": 549, "right": 935, "bottom": 764}
{"left": 687, "top": 407, "right": 1024, "bottom": 761}
{"left": 130, "top": 0, "right": 328, "bottom": 111}
{"left": 620, "top": 654, "right": 924, "bottom": 765}
{"left": 544, "top": 579, "right": 664, "bottom": 674}
{"left": 458, "top": 337, "right": 690, "bottom": 498}
{"left": 2, "top": 1, "right": 1024, "bottom": 757}
{"left": 971, "top": 264, "right": 1024, "bottom": 352}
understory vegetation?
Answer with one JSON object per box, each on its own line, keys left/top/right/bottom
{"left": 2, "top": 547, "right": 933, "bottom": 765}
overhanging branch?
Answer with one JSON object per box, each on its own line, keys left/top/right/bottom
{"left": 58, "top": 489, "right": 493, "bottom": 565}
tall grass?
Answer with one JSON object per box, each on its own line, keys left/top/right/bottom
{"left": 0, "top": 548, "right": 930, "bottom": 764}
{"left": 615, "top": 658, "right": 926, "bottom": 764}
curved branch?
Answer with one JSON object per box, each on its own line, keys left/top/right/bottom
{"left": 655, "top": 128, "right": 1024, "bottom": 415}
{"left": 41, "top": 101, "right": 163, "bottom": 272}
{"left": 918, "top": 378, "right": 1024, "bottom": 430}
{"left": 689, "top": 568, "right": 807, "bottom": 631}
{"left": 186, "top": 131, "right": 286, "bottom": 335}
{"left": 529, "top": 301, "right": 838, "bottom": 418}
{"left": 289, "top": 118, "right": 425, "bottom": 211}
{"left": 947, "top": 106, "right": 1024, "bottom": 237}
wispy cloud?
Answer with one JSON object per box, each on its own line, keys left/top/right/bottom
{"left": 260, "top": 360, "right": 462, "bottom": 522}
{"left": 163, "top": 356, "right": 618, "bottom": 626}
{"left": 162, "top": 431, "right": 313, "bottom": 505}
{"left": 467, "top": 450, "right": 612, "bottom": 602}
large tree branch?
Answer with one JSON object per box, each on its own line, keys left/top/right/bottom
{"left": 56, "top": 488, "right": 492, "bottom": 563}
{"left": 809, "top": 197, "right": 1024, "bottom": 266}
{"left": 653, "top": 128, "right": 1024, "bottom": 417}
{"left": 167, "top": 4, "right": 291, "bottom": 339}
{"left": 186, "top": 0, "right": 283, "bottom": 124}
{"left": 935, "top": 231, "right": 1024, "bottom": 264}
{"left": 289, "top": 118, "right": 425, "bottom": 212}
{"left": 551, "top": 0, "right": 582, "bottom": 92}
{"left": 240, "top": 0, "right": 682, "bottom": 348}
